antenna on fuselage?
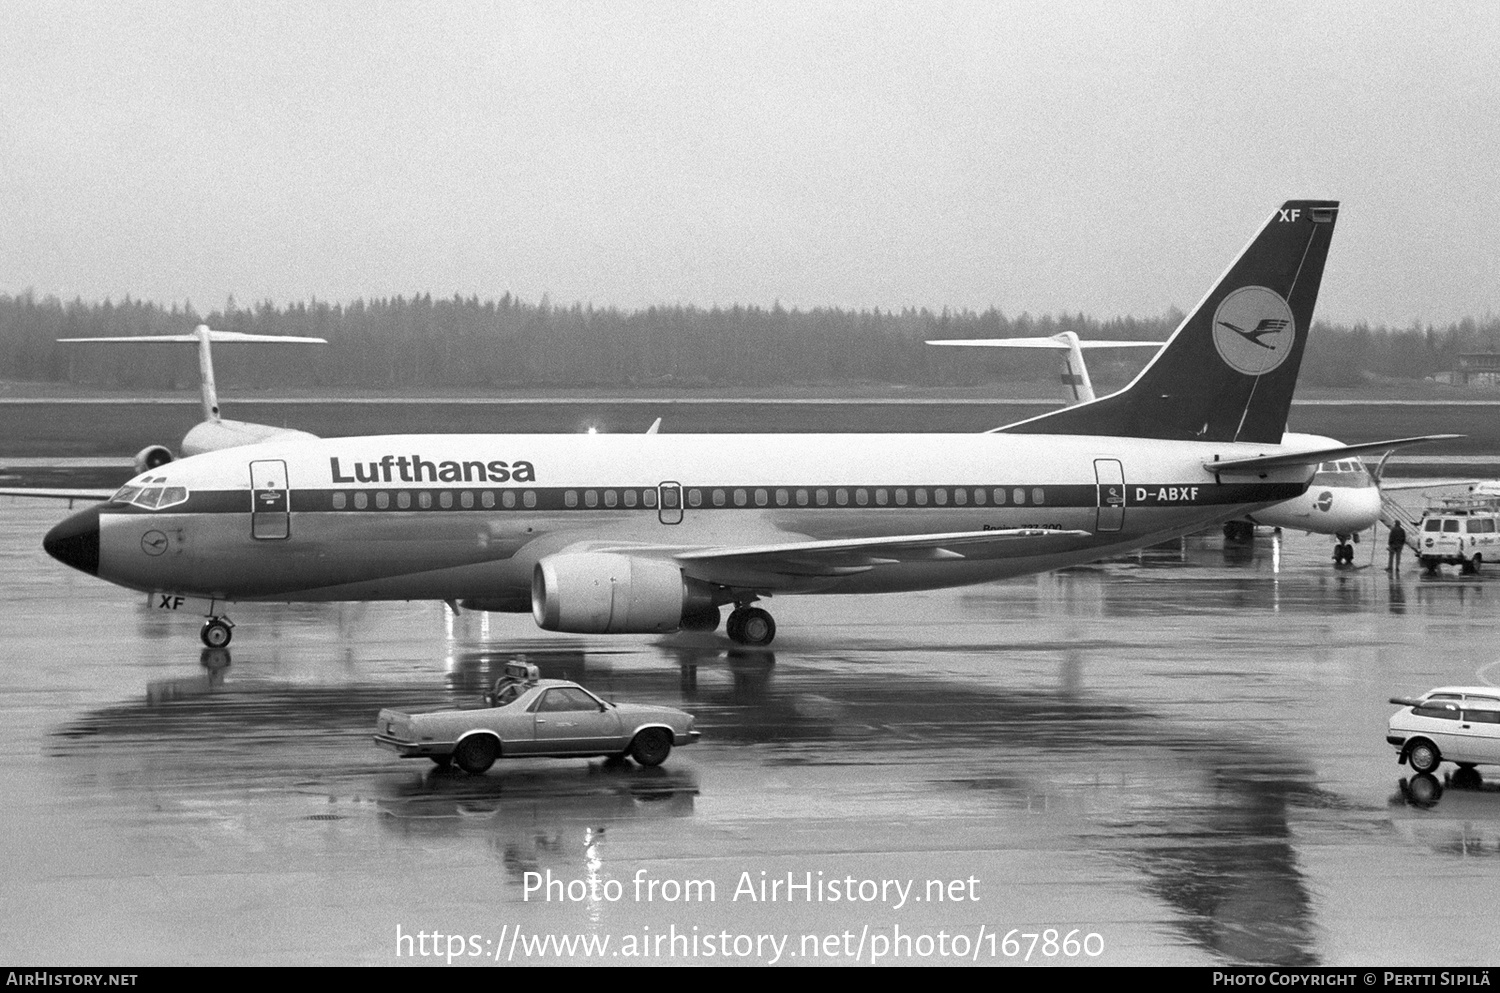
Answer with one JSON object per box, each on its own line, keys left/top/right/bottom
{"left": 58, "top": 325, "right": 329, "bottom": 422}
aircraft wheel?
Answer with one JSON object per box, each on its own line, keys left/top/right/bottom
{"left": 629, "top": 728, "right": 673, "bottom": 767}
{"left": 1223, "top": 521, "right": 1254, "bottom": 543}
{"left": 454, "top": 735, "right": 498, "bottom": 775}
{"left": 1406, "top": 739, "right": 1442, "bottom": 775}
{"left": 728, "top": 607, "right": 775, "bottom": 646}
{"left": 200, "top": 618, "right": 233, "bottom": 649}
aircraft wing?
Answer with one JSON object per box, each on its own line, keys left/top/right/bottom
{"left": 1377, "top": 478, "right": 1487, "bottom": 492}
{"left": 1207, "top": 434, "right": 1463, "bottom": 473}
{"left": 663, "top": 528, "right": 1090, "bottom": 589}
{"left": 0, "top": 487, "right": 113, "bottom": 503}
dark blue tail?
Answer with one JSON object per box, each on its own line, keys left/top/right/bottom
{"left": 999, "top": 200, "right": 1338, "bottom": 444}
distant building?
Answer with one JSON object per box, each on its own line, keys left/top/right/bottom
{"left": 1455, "top": 353, "right": 1500, "bottom": 387}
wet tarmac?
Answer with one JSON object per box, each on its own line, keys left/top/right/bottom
{"left": 3, "top": 499, "right": 1500, "bottom": 967}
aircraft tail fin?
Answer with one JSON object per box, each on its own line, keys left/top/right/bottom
{"left": 58, "top": 326, "right": 328, "bottom": 423}
{"left": 927, "top": 333, "right": 1162, "bottom": 404}
{"left": 996, "top": 201, "right": 1338, "bottom": 443}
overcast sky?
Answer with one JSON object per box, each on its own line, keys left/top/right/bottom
{"left": 3, "top": 1, "right": 1496, "bottom": 326}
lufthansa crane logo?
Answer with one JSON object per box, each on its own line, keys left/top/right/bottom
{"left": 141, "top": 530, "right": 169, "bottom": 556}
{"left": 1211, "top": 286, "right": 1296, "bottom": 376}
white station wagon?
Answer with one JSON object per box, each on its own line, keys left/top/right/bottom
{"left": 1387, "top": 686, "right": 1500, "bottom": 774}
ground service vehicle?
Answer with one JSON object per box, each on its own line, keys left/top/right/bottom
{"left": 1416, "top": 497, "right": 1500, "bottom": 574}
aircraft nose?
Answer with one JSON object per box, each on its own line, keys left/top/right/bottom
{"left": 43, "top": 505, "right": 102, "bottom": 576}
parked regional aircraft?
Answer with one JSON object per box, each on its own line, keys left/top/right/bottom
{"left": 62, "top": 325, "right": 328, "bottom": 469}
{"left": 43, "top": 200, "right": 1446, "bottom": 648}
{"left": 0, "top": 327, "right": 325, "bottom": 504}
{"left": 928, "top": 332, "right": 1421, "bottom": 562}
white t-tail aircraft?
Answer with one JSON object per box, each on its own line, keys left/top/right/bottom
{"left": 1, "top": 326, "right": 325, "bottom": 504}
{"left": 62, "top": 325, "right": 328, "bottom": 468}
{"left": 41, "top": 200, "right": 1443, "bottom": 648}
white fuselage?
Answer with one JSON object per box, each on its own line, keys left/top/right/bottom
{"left": 89, "top": 431, "right": 1310, "bottom": 607}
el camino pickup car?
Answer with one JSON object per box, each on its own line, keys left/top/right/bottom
{"left": 375, "top": 662, "right": 700, "bottom": 774}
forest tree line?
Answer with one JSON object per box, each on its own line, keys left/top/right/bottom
{"left": 0, "top": 291, "right": 1496, "bottom": 392}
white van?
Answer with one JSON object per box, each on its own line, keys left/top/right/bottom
{"left": 1416, "top": 500, "right": 1500, "bottom": 574}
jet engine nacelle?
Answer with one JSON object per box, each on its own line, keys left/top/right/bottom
{"left": 133, "top": 445, "right": 174, "bottom": 473}
{"left": 532, "top": 553, "right": 714, "bottom": 634}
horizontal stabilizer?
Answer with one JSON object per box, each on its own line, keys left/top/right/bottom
{"left": 927, "top": 337, "right": 1162, "bottom": 350}
{"left": 1207, "top": 434, "right": 1462, "bottom": 473}
{"left": 59, "top": 331, "right": 328, "bottom": 344}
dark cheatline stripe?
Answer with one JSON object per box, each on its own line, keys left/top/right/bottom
{"left": 96, "top": 482, "right": 1307, "bottom": 517}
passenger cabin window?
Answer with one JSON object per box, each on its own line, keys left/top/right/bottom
{"left": 1413, "top": 704, "right": 1461, "bottom": 721}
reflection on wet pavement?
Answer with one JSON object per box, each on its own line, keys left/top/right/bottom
{"left": 5, "top": 502, "right": 1500, "bottom": 965}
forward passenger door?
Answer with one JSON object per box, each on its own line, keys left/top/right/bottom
{"left": 250, "top": 460, "right": 290, "bottom": 540}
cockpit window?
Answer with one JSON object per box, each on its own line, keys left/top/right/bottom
{"left": 109, "top": 483, "right": 189, "bottom": 511}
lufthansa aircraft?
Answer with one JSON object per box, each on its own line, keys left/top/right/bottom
{"left": 44, "top": 200, "right": 1425, "bottom": 648}
{"left": 927, "top": 331, "right": 1407, "bottom": 561}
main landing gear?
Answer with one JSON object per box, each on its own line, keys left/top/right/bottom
{"left": 200, "top": 615, "right": 234, "bottom": 648}
{"left": 726, "top": 605, "right": 776, "bottom": 646}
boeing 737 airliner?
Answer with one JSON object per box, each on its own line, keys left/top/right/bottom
{"left": 44, "top": 200, "right": 1422, "bottom": 647}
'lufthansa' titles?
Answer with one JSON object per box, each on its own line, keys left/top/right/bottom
{"left": 330, "top": 455, "right": 536, "bottom": 485}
